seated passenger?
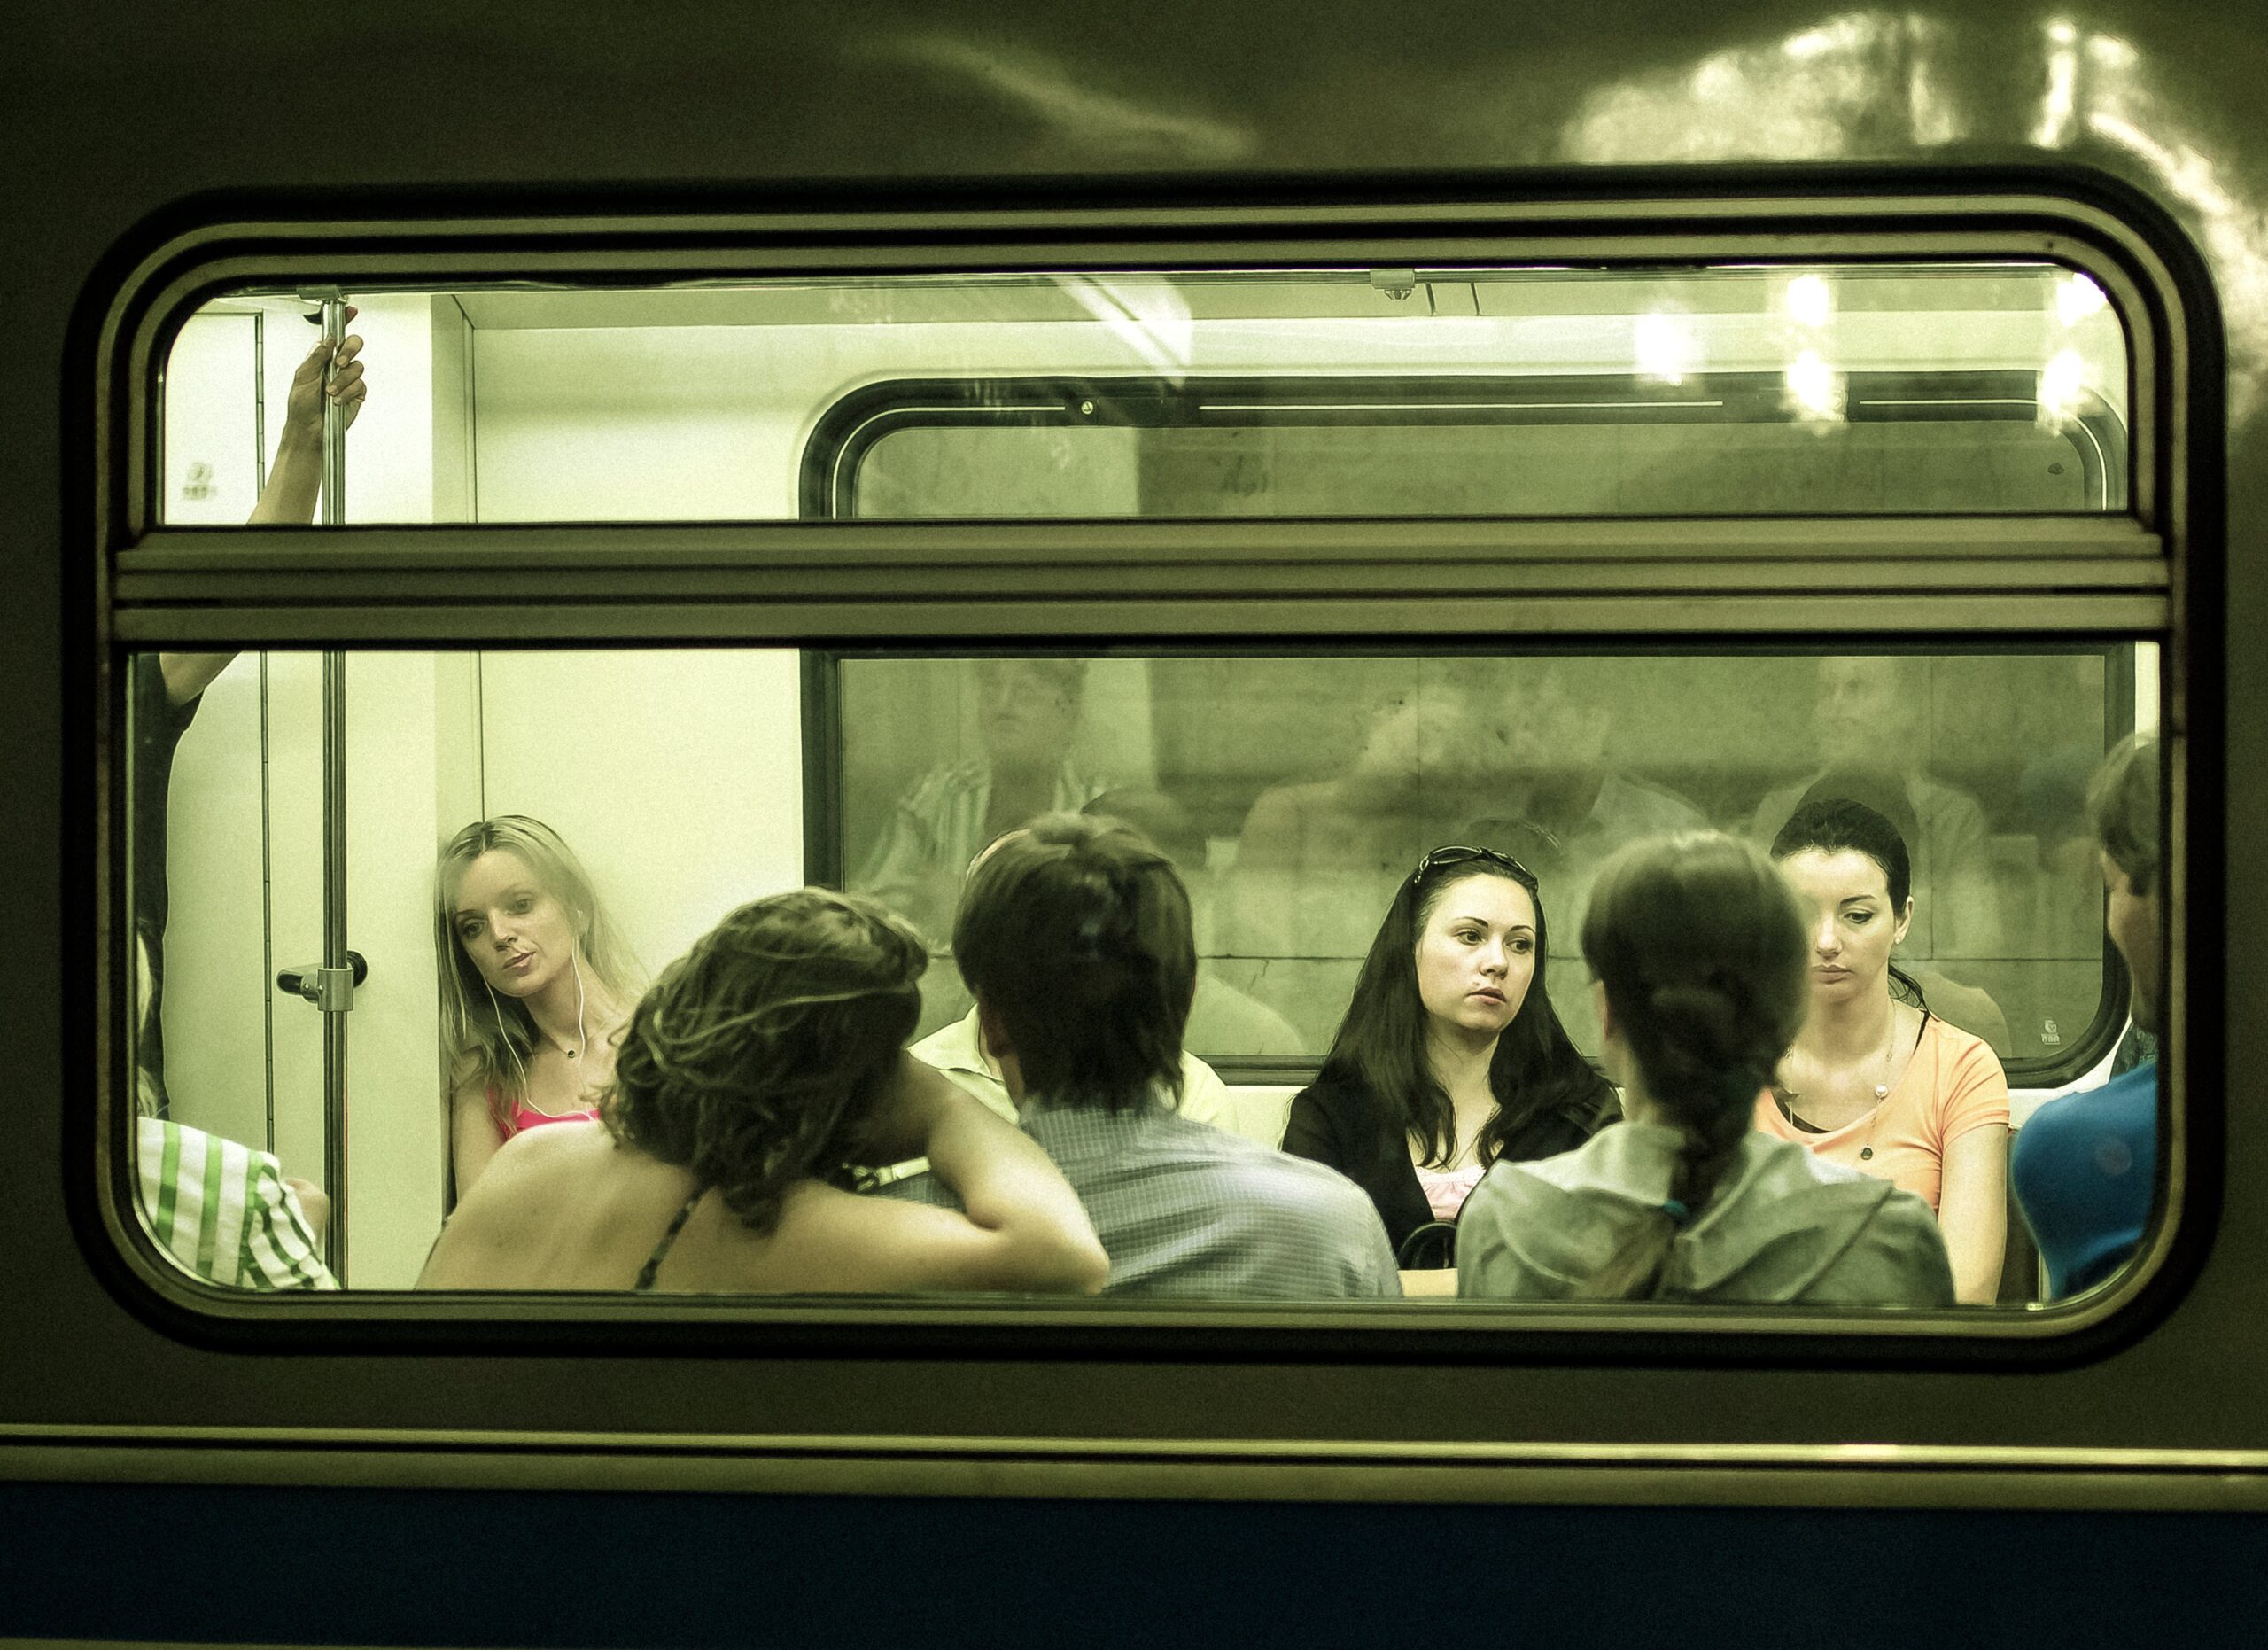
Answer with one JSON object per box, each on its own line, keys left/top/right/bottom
{"left": 436, "top": 817, "right": 642, "bottom": 1196}
{"left": 882, "top": 813, "right": 1402, "bottom": 1299}
{"left": 418, "top": 891, "right": 1107, "bottom": 1295}
{"left": 128, "top": 940, "right": 334, "bottom": 1290}
{"left": 1747, "top": 655, "right": 1996, "bottom": 961}
{"left": 1757, "top": 798, "right": 2010, "bottom": 1304}
{"left": 1775, "top": 774, "right": 2011, "bottom": 1054}
{"left": 853, "top": 658, "right": 1109, "bottom": 946}
{"left": 1457, "top": 831, "right": 1955, "bottom": 1306}
{"left": 1283, "top": 846, "right": 1616, "bottom": 1267}
{"left": 2011, "top": 734, "right": 2161, "bottom": 1296}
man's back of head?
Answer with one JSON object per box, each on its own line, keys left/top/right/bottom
{"left": 953, "top": 812, "right": 1196, "bottom": 1111}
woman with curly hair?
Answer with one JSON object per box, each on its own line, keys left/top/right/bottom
{"left": 418, "top": 888, "right": 1107, "bottom": 1295}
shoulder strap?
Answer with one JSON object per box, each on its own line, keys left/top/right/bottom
{"left": 633, "top": 1187, "right": 705, "bottom": 1292}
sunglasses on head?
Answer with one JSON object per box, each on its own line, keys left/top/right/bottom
{"left": 1411, "top": 844, "right": 1539, "bottom": 887}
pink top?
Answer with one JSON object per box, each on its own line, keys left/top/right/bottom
{"left": 488, "top": 1084, "right": 600, "bottom": 1141}
{"left": 1416, "top": 1162, "right": 1487, "bottom": 1222}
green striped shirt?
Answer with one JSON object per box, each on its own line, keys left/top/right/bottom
{"left": 136, "top": 1117, "right": 338, "bottom": 1290}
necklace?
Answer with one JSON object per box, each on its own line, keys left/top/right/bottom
{"left": 1777, "top": 1008, "right": 1899, "bottom": 1161}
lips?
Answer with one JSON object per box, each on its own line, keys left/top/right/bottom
{"left": 501, "top": 952, "right": 535, "bottom": 975}
{"left": 1813, "top": 966, "right": 1852, "bottom": 981}
{"left": 1469, "top": 987, "right": 1507, "bottom": 1005}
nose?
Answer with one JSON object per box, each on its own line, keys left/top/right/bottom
{"left": 1480, "top": 938, "right": 1509, "bottom": 977}
{"left": 1812, "top": 913, "right": 1840, "bottom": 955}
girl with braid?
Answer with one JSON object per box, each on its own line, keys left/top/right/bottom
{"left": 1457, "top": 831, "right": 1954, "bottom": 1305}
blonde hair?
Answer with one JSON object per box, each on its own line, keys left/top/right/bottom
{"left": 434, "top": 816, "right": 642, "bottom": 1119}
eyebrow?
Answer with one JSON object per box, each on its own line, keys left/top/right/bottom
{"left": 1448, "top": 912, "right": 1536, "bottom": 933}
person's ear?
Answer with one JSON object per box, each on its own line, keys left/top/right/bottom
{"left": 975, "top": 995, "right": 1014, "bottom": 1061}
{"left": 1892, "top": 896, "right": 1915, "bottom": 947}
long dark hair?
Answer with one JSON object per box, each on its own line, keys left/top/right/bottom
{"left": 1578, "top": 832, "right": 1810, "bottom": 1300}
{"left": 1316, "top": 847, "right": 1612, "bottom": 1170}
{"left": 1768, "top": 790, "right": 1929, "bottom": 1009}
{"left": 602, "top": 889, "right": 926, "bottom": 1237}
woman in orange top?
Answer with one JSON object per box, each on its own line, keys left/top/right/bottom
{"left": 1757, "top": 797, "right": 2009, "bottom": 1303}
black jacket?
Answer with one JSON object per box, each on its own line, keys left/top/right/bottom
{"left": 1282, "top": 1074, "right": 1618, "bottom": 1261}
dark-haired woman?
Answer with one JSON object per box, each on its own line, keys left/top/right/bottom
{"left": 1282, "top": 846, "right": 1617, "bottom": 1276}
{"left": 1456, "top": 831, "right": 1953, "bottom": 1305}
{"left": 1760, "top": 798, "right": 2010, "bottom": 1304}
{"left": 418, "top": 889, "right": 1107, "bottom": 1295}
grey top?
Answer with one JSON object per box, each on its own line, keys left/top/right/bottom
{"left": 875, "top": 1093, "right": 1402, "bottom": 1300}
{"left": 1456, "top": 1123, "right": 1956, "bottom": 1306}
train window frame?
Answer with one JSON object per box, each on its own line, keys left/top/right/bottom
{"left": 82, "top": 177, "right": 2214, "bottom": 1364}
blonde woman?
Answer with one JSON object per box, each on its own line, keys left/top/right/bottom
{"left": 436, "top": 817, "right": 642, "bottom": 1195}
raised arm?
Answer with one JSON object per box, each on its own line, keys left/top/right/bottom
{"left": 164, "top": 315, "right": 369, "bottom": 704}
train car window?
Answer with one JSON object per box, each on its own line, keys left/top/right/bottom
{"left": 156, "top": 265, "right": 2131, "bottom": 527}
{"left": 113, "top": 215, "right": 2186, "bottom": 1332}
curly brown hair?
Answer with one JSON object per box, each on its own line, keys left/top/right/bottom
{"left": 602, "top": 889, "right": 927, "bottom": 1236}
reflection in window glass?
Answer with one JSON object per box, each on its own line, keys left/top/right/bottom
{"left": 158, "top": 265, "right": 2131, "bottom": 526}
{"left": 838, "top": 650, "right": 2124, "bottom": 1071}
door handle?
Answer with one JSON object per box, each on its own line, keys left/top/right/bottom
{"left": 276, "top": 950, "right": 367, "bottom": 1010}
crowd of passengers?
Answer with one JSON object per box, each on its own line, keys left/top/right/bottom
{"left": 415, "top": 738, "right": 2160, "bottom": 1304}
{"left": 131, "top": 318, "right": 2163, "bottom": 1307}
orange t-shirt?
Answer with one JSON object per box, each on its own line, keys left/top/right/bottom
{"left": 1752, "top": 1015, "right": 2009, "bottom": 1211}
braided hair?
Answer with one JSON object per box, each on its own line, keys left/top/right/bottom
{"left": 1576, "top": 831, "right": 1810, "bottom": 1300}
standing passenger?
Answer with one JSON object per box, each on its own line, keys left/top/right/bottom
{"left": 135, "top": 314, "right": 369, "bottom": 1113}
{"left": 436, "top": 817, "right": 641, "bottom": 1196}
{"left": 1759, "top": 798, "right": 2010, "bottom": 1303}
{"left": 888, "top": 813, "right": 1401, "bottom": 1299}
{"left": 1283, "top": 846, "right": 1616, "bottom": 1268}
{"left": 2011, "top": 734, "right": 2162, "bottom": 1296}
{"left": 1457, "top": 831, "right": 1953, "bottom": 1306}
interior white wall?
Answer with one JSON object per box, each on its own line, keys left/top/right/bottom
{"left": 161, "top": 313, "right": 262, "bottom": 522}
{"left": 471, "top": 650, "right": 805, "bottom": 979}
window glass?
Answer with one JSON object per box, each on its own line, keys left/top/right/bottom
{"left": 157, "top": 265, "right": 2131, "bottom": 526}
{"left": 835, "top": 649, "right": 2130, "bottom": 1074}
{"left": 127, "top": 642, "right": 2143, "bottom": 1305}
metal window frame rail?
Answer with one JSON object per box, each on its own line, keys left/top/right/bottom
{"left": 79, "top": 177, "right": 2218, "bottom": 1370}
{"left": 799, "top": 370, "right": 2130, "bottom": 520}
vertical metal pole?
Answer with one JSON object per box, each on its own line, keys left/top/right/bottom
{"left": 317, "top": 293, "right": 350, "bottom": 1280}
{"left": 319, "top": 298, "right": 346, "bottom": 525}
{"left": 322, "top": 652, "right": 348, "bottom": 1281}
